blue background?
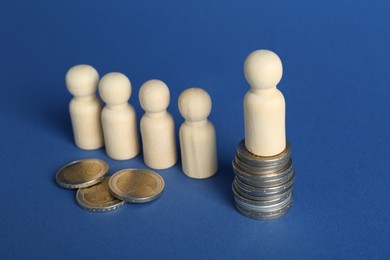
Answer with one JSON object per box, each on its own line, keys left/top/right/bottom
{"left": 1, "top": 0, "right": 389, "bottom": 258}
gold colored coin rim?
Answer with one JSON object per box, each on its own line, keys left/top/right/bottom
{"left": 55, "top": 158, "right": 109, "bottom": 189}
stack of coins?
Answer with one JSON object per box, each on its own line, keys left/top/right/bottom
{"left": 56, "top": 159, "right": 165, "bottom": 212}
{"left": 232, "top": 140, "right": 295, "bottom": 220}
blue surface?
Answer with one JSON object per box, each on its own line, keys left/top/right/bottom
{"left": 1, "top": 0, "right": 389, "bottom": 258}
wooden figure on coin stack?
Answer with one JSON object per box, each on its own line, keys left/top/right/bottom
{"left": 98, "top": 72, "right": 140, "bottom": 160}
{"left": 139, "top": 80, "right": 177, "bottom": 169}
{"left": 230, "top": 49, "right": 295, "bottom": 220}
{"left": 243, "top": 49, "right": 286, "bottom": 156}
{"left": 65, "top": 64, "right": 104, "bottom": 150}
{"left": 178, "top": 88, "right": 218, "bottom": 179}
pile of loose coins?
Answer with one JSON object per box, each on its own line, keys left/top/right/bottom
{"left": 55, "top": 159, "right": 165, "bottom": 212}
{"left": 232, "top": 140, "right": 295, "bottom": 220}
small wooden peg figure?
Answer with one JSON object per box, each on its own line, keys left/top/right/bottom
{"left": 99, "top": 72, "right": 140, "bottom": 160}
{"left": 65, "top": 64, "right": 104, "bottom": 150}
{"left": 178, "top": 88, "right": 218, "bottom": 179}
{"left": 139, "top": 79, "right": 177, "bottom": 169}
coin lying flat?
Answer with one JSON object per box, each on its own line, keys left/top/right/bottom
{"left": 236, "top": 139, "right": 291, "bottom": 168}
{"left": 235, "top": 192, "right": 292, "bottom": 212}
{"left": 56, "top": 159, "right": 109, "bottom": 189}
{"left": 233, "top": 160, "right": 294, "bottom": 186}
{"left": 109, "top": 169, "right": 165, "bottom": 203}
{"left": 232, "top": 183, "right": 291, "bottom": 207}
{"left": 234, "top": 176, "right": 295, "bottom": 197}
{"left": 235, "top": 197, "right": 292, "bottom": 220}
{"left": 233, "top": 155, "right": 291, "bottom": 175}
{"left": 76, "top": 177, "right": 125, "bottom": 212}
{"left": 232, "top": 181, "right": 293, "bottom": 201}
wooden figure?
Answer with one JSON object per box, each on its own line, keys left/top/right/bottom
{"left": 178, "top": 88, "right": 218, "bottom": 179}
{"left": 99, "top": 72, "right": 140, "bottom": 160}
{"left": 139, "top": 80, "right": 177, "bottom": 169}
{"left": 65, "top": 64, "right": 104, "bottom": 150}
{"left": 243, "top": 49, "right": 286, "bottom": 156}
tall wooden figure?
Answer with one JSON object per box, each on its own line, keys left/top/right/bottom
{"left": 65, "top": 64, "right": 104, "bottom": 150}
{"left": 178, "top": 88, "right": 218, "bottom": 179}
{"left": 244, "top": 50, "right": 286, "bottom": 156}
{"left": 99, "top": 72, "right": 140, "bottom": 160}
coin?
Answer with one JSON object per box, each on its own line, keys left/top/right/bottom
{"left": 235, "top": 167, "right": 294, "bottom": 188}
{"left": 235, "top": 197, "right": 292, "bottom": 220}
{"left": 233, "top": 159, "right": 294, "bottom": 186}
{"left": 233, "top": 155, "right": 291, "bottom": 175}
{"left": 235, "top": 192, "right": 292, "bottom": 212}
{"left": 76, "top": 177, "right": 125, "bottom": 212}
{"left": 109, "top": 169, "right": 165, "bottom": 203}
{"left": 232, "top": 183, "right": 292, "bottom": 206}
{"left": 236, "top": 139, "right": 291, "bottom": 168}
{"left": 56, "top": 159, "right": 109, "bottom": 189}
{"left": 234, "top": 176, "right": 295, "bottom": 197}
{"left": 233, "top": 180, "right": 293, "bottom": 201}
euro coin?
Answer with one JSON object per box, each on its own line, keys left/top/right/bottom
{"left": 109, "top": 169, "right": 165, "bottom": 203}
{"left": 56, "top": 159, "right": 109, "bottom": 189}
{"left": 76, "top": 177, "right": 125, "bottom": 212}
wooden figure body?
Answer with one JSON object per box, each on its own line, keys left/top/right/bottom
{"left": 99, "top": 72, "right": 140, "bottom": 160}
{"left": 65, "top": 64, "right": 104, "bottom": 150}
{"left": 139, "top": 80, "right": 177, "bottom": 169}
{"left": 178, "top": 88, "right": 218, "bottom": 179}
{"left": 243, "top": 49, "right": 286, "bottom": 157}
